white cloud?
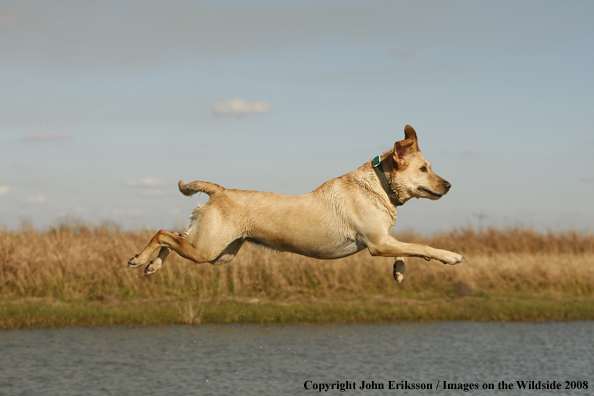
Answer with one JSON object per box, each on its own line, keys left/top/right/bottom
{"left": 125, "top": 178, "right": 168, "bottom": 187}
{"left": 27, "top": 195, "right": 47, "bottom": 204}
{"left": 24, "top": 131, "right": 70, "bottom": 141}
{"left": 211, "top": 98, "right": 273, "bottom": 116}
{"left": 0, "top": 185, "right": 10, "bottom": 196}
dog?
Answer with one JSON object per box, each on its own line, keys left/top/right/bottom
{"left": 128, "top": 125, "right": 463, "bottom": 282}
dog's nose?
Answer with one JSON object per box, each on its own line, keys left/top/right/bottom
{"left": 443, "top": 180, "right": 451, "bottom": 191}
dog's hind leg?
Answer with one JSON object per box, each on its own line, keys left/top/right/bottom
{"left": 210, "top": 238, "right": 245, "bottom": 265}
{"left": 129, "top": 226, "right": 245, "bottom": 275}
{"left": 128, "top": 230, "right": 206, "bottom": 269}
{"left": 128, "top": 231, "right": 176, "bottom": 268}
{"left": 144, "top": 236, "right": 244, "bottom": 275}
{"left": 144, "top": 247, "right": 170, "bottom": 275}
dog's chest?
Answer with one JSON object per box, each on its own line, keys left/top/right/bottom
{"left": 316, "top": 238, "right": 364, "bottom": 259}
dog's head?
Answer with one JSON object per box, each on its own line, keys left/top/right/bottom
{"left": 390, "top": 125, "right": 451, "bottom": 202}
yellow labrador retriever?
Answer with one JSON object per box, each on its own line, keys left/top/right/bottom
{"left": 128, "top": 125, "right": 463, "bottom": 281}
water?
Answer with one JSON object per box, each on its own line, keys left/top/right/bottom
{"left": 1, "top": 322, "right": 592, "bottom": 395}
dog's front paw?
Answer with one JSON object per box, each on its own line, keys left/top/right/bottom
{"left": 442, "top": 252, "right": 464, "bottom": 265}
{"left": 393, "top": 259, "right": 406, "bottom": 284}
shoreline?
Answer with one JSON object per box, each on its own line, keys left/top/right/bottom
{"left": 2, "top": 295, "right": 593, "bottom": 330}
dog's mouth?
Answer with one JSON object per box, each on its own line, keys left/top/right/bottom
{"left": 418, "top": 187, "right": 443, "bottom": 199}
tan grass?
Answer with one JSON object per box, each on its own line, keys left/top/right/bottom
{"left": 1, "top": 224, "right": 593, "bottom": 303}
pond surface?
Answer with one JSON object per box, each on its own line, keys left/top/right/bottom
{"left": 1, "top": 322, "right": 592, "bottom": 395}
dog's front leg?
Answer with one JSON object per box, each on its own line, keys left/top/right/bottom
{"left": 367, "top": 236, "right": 463, "bottom": 265}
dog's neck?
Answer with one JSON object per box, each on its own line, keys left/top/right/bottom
{"left": 372, "top": 156, "right": 404, "bottom": 207}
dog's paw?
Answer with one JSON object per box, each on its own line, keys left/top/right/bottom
{"left": 127, "top": 254, "right": 144, "bottom": 268}
{"left": 393, "top": 259, "right": 406, "bottom": 284}
{"left": 144, "top": 258, "right": 163, "bottom": 276}
{"left": 442, "top": 252, "right": 464, "bottom": 265}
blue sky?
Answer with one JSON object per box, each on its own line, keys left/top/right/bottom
{"left": 1, "top": 1, "right": 593, "bottom": 233}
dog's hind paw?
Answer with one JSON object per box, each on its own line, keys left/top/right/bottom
{"left": 127, "top": 254, "right": 144, "bottom": 268}
{"left": 393, "top": 259, "right": 406, "bottom": 284}
{"left": 144, "top": 258, "right": 163, "bottom": 276}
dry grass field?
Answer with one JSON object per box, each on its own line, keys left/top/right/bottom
{"left": 1, "top": 223, "right": 593, "bottom": 328}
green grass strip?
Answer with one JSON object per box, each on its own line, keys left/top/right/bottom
{"left": 2, "top": 296, "right": 593, "bottom": 330}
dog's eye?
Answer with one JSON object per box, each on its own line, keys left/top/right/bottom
{"left": 420, "top": 166, "right": 427, "bottom": 172}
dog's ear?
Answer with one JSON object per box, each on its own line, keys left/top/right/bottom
{"left": 404, "top": 125, "right": 418, "bottom": 148}
{"left": 393, "top": 125, "right": 419, "bottom": 168}
{"left": 393, "top": 139, "right": 414, "bottom": 168}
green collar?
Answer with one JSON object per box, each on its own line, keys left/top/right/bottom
{"left": 372, "top": 156, "right": 404, "bottom": 207}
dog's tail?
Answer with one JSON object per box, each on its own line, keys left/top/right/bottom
{"left": 178, "top": 180, "right": 225, "bottom": 197}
